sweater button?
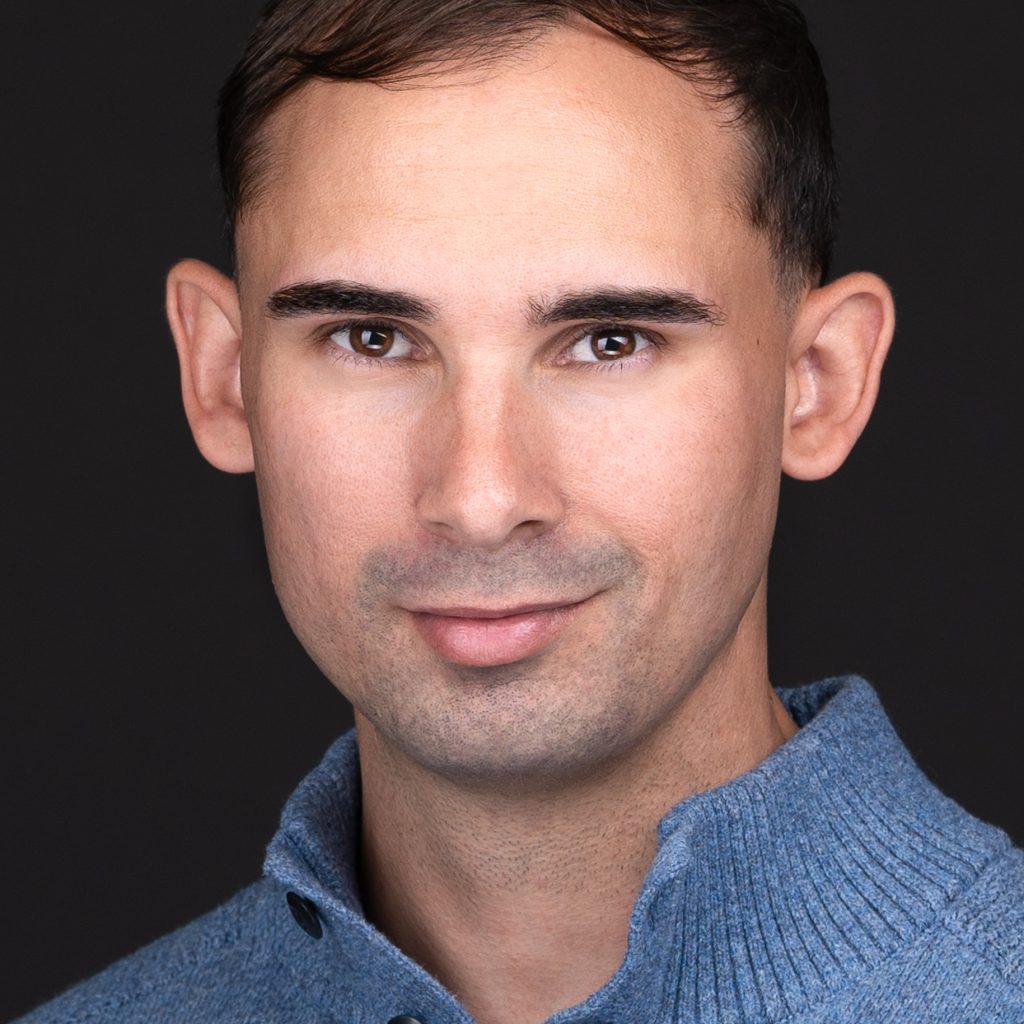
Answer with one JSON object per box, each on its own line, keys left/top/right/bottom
{"left": 388, "top": 1017, "right": 425, "bottom": 1023}
{"left": 285, "top": 891, "right": 323, "bottom": 939}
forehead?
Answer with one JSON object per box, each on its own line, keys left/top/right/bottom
{"left": 237, "top": 22, "right": 762, "bottom": 309}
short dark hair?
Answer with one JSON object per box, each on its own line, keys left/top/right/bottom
{"left": 219, "top": 0, "right": 837, "bottom": 289}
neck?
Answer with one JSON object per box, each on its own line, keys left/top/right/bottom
{"left": 356, "top": 592, "right": 797, "bottom": 1024}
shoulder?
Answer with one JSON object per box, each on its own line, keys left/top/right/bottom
{"left": 938, "top": 842, "right": 1024, "bottom": 988}
{"left": 787, "top": 844, "right": 1024, "bottom": 1023}
{"left": 12, "top": 879, "right": 310, "bottom": 1024}
{"left": 862, "top": 843, "right": 1024, "bottom": 1022}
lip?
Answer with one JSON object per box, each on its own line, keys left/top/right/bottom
{"left": 409, "top": 598, "right": 588, "bottom": 667}
{"left": 411, "top": 599, "right": 579, "bottom": 620}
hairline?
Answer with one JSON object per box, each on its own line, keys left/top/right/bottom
{"left": 230, "top": 33, "right": 815, "bottom": 305}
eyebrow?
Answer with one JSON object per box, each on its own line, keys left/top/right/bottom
{"left": 266, "top": 280, "right": 725, "bottom": 328}
{"left": 527, "top": 288, "right": 725, "bottom": 328}
{"left": 267, "top": 281, "right": 440, "bottom": 322}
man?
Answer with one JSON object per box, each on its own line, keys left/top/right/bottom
{"left": 16, "top": 0, "right": 1022, "bottom": 1021}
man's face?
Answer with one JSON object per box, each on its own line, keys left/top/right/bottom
{"left": 235, "top": 23, "right": 793, "bottom": 782}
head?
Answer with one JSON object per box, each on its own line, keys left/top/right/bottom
{"left": 221, "top": 0, "right": 838, "bottom": 295}
{"left": 167, "top": 0, "right": 894, "bottom": 785}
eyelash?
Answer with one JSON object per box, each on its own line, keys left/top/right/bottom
{"left": 316, "top": 318, "right": 667, "bottom": 373}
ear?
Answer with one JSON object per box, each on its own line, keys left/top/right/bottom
{"left": 782, "top": 272, "right": 896, "bottom": 481}
{"left": 166, "top": 259, "right": 254, "bottom": 473}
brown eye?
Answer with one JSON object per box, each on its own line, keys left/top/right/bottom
{"left": 351, "top": 326, "right": 395, "bottom": 356}
{"left": 329, "top": 323, "right": 414, "bottom": 361}
{"left": 565, "top": 326, "right": 654, "bottom": 365}
{"left": 590, "top": 329, "right": 638, "bottom": 360}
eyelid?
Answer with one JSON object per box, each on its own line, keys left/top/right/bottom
{"left": 316, "top": 317, "right": 666, "bottom": 366}
{"left": 320, "top": 317, "right": 423, "bottom": 362}
{"left": 564, "top": 321, "right": 665, "bottom": 344}
{"left": 558, "top": 322, "right": 667, "bottom": 363}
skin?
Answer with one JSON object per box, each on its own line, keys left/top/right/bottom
{"left": 167, "top": 20, "right": 894, "bottom": 1024}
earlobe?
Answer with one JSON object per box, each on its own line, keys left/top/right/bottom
{"left": 782, "top": 272, "right": 896, "bottom": 481}
{"left": 166, "top": 259, "right": 255, "bottom": 474}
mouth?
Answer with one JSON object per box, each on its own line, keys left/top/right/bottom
{"left": 407, "top": 598, "right": 590, "bottom": 667}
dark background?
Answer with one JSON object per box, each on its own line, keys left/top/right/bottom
{"left": 2, "top": 1, "right": 1021, "bottom": 1019}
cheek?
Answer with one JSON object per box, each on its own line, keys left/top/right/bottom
{"left": 554, "top": 354, "right": 784, "bottom": 602}
{"left": 248, "top": 371, "right": 414, "bottom": 624}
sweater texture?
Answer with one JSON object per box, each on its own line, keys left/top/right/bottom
{"left": 15, "top": 675, "right": 1024, "bottom": 1023}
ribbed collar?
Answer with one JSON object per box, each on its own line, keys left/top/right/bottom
{"left": 263, "top": 676, "right": 1008, "bottom": 1023}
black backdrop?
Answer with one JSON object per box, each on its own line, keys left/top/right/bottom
{"left": 3, "top": 1, "right": 1022, "bottom": 1019}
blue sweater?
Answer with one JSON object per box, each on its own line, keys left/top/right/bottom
{"left": 15, "top": 676, "right": 1024, "bottom": 1023}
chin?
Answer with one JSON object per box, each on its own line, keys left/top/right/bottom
{"left": 352, "top": 658, "right": 657, "bottom": 790}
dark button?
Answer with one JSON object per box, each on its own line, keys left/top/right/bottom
{"left": 286, "top": 891, "right": 323, "bottom": 940}
{"left": 387, "top": 1017, "right": 425, "bottom": 1024}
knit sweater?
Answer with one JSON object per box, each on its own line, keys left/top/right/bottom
{"left": 15, "top": 676, "right": 1024, "bottom": 1023}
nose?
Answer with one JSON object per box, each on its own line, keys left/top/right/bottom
{"left": 413, "top": 373, "right": 564, "bottom": 550}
